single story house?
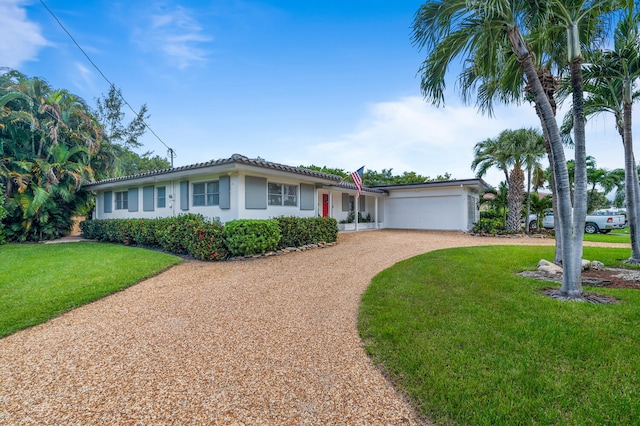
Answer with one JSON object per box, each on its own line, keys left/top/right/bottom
{"left": 83, "top": 154, "right": 490, "bottom": 231}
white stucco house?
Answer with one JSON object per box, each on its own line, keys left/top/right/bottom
{"left": 83, "top": 154, "right": 490, "bottom": 231}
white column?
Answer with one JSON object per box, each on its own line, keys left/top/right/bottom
{"left": 355, "top": 195, "right": 359, "bottom": 231}
{"left": 375, "top": 196, "right": 379, "bottom": 229}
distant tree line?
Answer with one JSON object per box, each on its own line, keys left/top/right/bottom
{"left": 301, "top": 165, "right": 451, "bottom": 186}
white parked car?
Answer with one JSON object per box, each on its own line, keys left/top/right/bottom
{"left": 542, "top": 210, "right": 627, "bottom": 234}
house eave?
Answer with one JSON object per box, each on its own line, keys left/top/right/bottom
{"left": 83, "top": 154, "right": 343, "bottom": 191}
{"left": 372, "top": 178, "right": 491, "bottom": 193}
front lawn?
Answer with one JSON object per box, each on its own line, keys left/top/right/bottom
{"left": 583, "top": 227, "right": 631, "bottom": 244}
{"left": 0, "top": 242, "right": 182, "bottom": 338}
{"left": 359, "top": 245, "right": 640, "bottom": 425}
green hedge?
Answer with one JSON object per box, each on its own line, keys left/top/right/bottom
{"left": 223, "top": 219, "right": 281, "bottom": 256}
{"left": 155, "top": 214, "right": 206, "bottom": 254}
{"left": 80, "top": 214, "right": 338, "bottom": 260}
{"left": 277, "top": 216, "right": 338, "bottom": 248}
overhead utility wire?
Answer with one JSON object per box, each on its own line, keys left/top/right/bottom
{"left": 38, "top": 0, "right": 176, "bottom": 165}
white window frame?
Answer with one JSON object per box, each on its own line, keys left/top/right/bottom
{"left": 268, "top": 182, "right": 297, "bottom": 206}
{"left": 193, "top": 181, "right": 219, "bottom": 206}
{"left": 157, "top": 186, "right": 166, "bottom": 208}
{"left": 115, "top": 191, "right": 128, "bottom": 210}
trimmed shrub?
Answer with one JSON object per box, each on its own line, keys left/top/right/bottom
{"left": 276, "top": 216, "right": 338, "bottom": 248}
{"left": 155, "top": 214, "right": 206, "bottom": 254}
{"left": 186, "top": 221, "right": 227, "bottom": 261}
{"left": 79, "top": 214, "right": 337, "bottom": 260}
{"left": 223, "top": 219, "right": 281, "bottom": 256}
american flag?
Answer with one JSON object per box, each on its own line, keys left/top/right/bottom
{"left": 351, "top": 166, "right": 364, "bottom": 197}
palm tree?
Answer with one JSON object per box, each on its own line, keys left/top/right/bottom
{"left": 519, "top": 129, "right": 546, "bottom": 233}
{"left": 0, "top": 71, "right": 101, "bottom": 241}
{"left": 561, "top": 2, "right": 640, "bottom": 261}
{"left": 413, "top": 0, "right": 618, "bottom": 298}
{"left": 529, "top": 192, "right": 553, "bottom": 228}
{"left": 472, "top": 128, "right": 544, "bottom": 232}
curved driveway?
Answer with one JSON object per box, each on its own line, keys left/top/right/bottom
{"left": 0, "top": 231, "right": 573, "bottom": 424}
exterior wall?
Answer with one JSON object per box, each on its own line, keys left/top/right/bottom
{"left": 92, "top": 171, "right": 322, "bottom": 223}
{"left": 382, "top": 186, "right": 476, "bottom": 231}
{"left": 235, "top": 173, "right": 318, "bottom": 220}
{"left": 320, "top": 189, "right": 385, "bottom": 226}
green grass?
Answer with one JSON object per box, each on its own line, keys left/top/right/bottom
{"left": 359, "top": 245, "right": 640, "bottom": 425}
{"left": 583, "top": 227, "right": 631, "bottom": 244}
{"left": 0, "top": 242, "right": 182, "bottom": 338}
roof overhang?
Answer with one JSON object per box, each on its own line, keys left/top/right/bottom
{"left": 83, "top": 154, "right": 343, "bottom": 191}
{"left": 372, "top": 178, "right": 492, "bottom": 193}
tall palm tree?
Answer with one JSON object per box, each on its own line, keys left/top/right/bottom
{"left": 562, "top": 1, "right": 640, "bottom": 261}
{"left": 472, "top": 128, "right": 544, "bottom": 232}
{"left": 413, "top": 0, "right": 588, "bottom": 296}
{"left": 519, "top": 129, "right": 546, "bottom": 233}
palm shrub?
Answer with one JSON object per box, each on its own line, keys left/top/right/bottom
{"left": 0, "top": 186, "right": 6, "bottom": 245}
{"left": 223, "top": 219, "right": 281, "bottom": 256}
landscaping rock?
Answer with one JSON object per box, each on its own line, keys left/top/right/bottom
{"left": 591, "top": 260, "right": 605, "bottom": 271}
{"left": 538, "top": 259, "right": 563, "bottom": 275}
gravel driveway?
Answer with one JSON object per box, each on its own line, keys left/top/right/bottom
{"left": 0, "top": 230, "right": 570, "bottom": 424}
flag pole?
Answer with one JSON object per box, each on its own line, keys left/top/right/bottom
{"left": 355, "top": 194, "right": 359, "bottom": 232}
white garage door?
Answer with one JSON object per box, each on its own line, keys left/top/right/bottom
{"left": 384, "top": 196, "right": 463, "bottom": 230}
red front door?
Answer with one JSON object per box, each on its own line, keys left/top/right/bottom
{"left": 322, "top": 194, "right": 329, "bottom": 217}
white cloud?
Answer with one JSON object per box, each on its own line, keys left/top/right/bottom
{"left": 134, "top": 4, "right": 212, "bottom": 69}
{"left": 295, "top": 96, "right": 543, "bottom": 186}
{"left": 0, "top": 0, "right": 49, "bottom": 68}
{"left": 282, "top": 96, "right": 640, "bottom": 189}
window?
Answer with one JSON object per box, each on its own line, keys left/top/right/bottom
{"left": 193, "top": 181, "right": 219, "bottom": 206}
{"left": 268, "top": 183, "right": 282, "bottom": 206}
{"left": 284, "top": 185, "right": 297, "bottom": 206}
{"left": 157, "top": 186, "right": 166, "bottom": 208}
{"left": 115, "top": 191, "right": 128, "bottom": 210}
{"left": 268, "top": 183, "right": 297, "bottom": 206}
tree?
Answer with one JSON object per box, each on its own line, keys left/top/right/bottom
{"left": 528, "top": 192, "right": 553, "bottom": 229}
{"left": 94, "top": 85, "right": 169, "bottom": 177}
{"left": 0, "top": 70, "right": 101, "bottom": 241}
{"left": 481, "top": 181, "right": 509, "bottom": 228}
{"left": 0, "top": 184, "right": 6, "bottom": 245}
{"left": 568, "top": 1, "right": 640, "bottom": 262}
{"left": 472, "top": 128, "right": 545, "bottom": 232}
{"left": 413, "top": 0, "right": 617, "bottom": 298}
{"left": 300, "top": 165, "right": 451, "bottom": 186}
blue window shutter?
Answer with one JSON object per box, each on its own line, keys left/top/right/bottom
{"left": 219, "top": 176, "right": 230, "bottom": 209}
{"left": 180, "top": 181, "right": 189, "bottom": 211}
{"left": 245, "top": 176, "right": 267, "bottom": 209}
{"left": 342, "top": 193, "right": 350, "bottom": 211}
{"left": 104, "top": 191, "right": 112, "bottom": 213}
{"left": 128, "top": 188, "right": 139, "bottom": 212}
{"left": 300, "top": 184, "right": 314, "bottom": 210}
{"left": 143, "top": 186, "right": 154, "bottom": 211}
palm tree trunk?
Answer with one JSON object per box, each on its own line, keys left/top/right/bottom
{"left": 623, "top": 102, "right": 640, "bottom": 261}
{"left": 535, "top": 105, "right": 563, "bottom": 264}
{"left": 507, "top": 166, "right": 525, "bottom": 231}
{"left": 507, "top": 25, "right": 578, "bottom": 294}
{"left": 525, "top": 165, "right": 532, "bottom": 235}
{"left": 568, "top": 58, "right": 587, "bottom": 296}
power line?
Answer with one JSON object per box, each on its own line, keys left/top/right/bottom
{"left": 38, "top": 0, "right": 176, "bottom": 161}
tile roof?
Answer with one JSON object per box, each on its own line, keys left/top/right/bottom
{"left": 84, "top": 153, "right": 343, "bottom": 187}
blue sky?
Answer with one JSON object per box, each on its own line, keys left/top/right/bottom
{"left": 2, "top": 0, "right": 636, "bottom": 188}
